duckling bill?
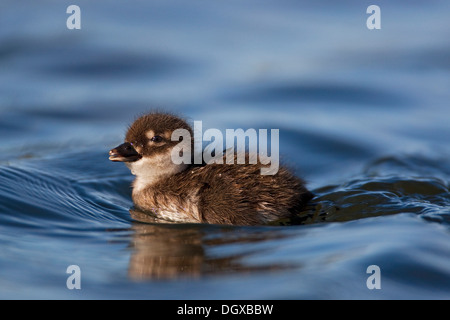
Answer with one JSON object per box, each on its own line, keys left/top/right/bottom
{"left": 109, "top": 112, "right": 313, "bottom": 225}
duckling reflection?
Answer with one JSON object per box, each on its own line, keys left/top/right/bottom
{"left": 127, "top": 208, "right": 296, "bottom": 280}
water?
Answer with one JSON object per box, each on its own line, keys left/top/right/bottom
{"left": 1, "top": 0, "right": 450, "bottom": 299}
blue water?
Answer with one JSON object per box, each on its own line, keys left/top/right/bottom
{"left": 1, "top": 0, "right": 450, "bottom": 299}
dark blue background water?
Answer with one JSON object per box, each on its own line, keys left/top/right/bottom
{"left": 1, "top": 0, "right": 450, "bottom": 299}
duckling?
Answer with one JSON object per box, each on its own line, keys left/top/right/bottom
{"left": 109, "top": 112, "right": 313, "bottom": 225}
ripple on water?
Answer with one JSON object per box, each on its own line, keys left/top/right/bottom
{"left": 1, "top": 149, "right": 450, "bottom": 299}
{"left": 298, "top": 155, "right": 450, "bottom": 226}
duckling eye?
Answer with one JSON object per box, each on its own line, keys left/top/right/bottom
{"left": 150, "top": 135, "right": 163, "bottom": 143}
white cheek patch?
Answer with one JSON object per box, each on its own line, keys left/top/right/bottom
{"left": 133, "top": 145, "right": 144, "bottom": 154}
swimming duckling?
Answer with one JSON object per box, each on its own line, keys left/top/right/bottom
{"left": 109, "top": 112, "right": 313, "bottom": 225}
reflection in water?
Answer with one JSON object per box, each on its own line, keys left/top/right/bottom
{"left": 128, "top": 209, "right": 293, "bottom": 280}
